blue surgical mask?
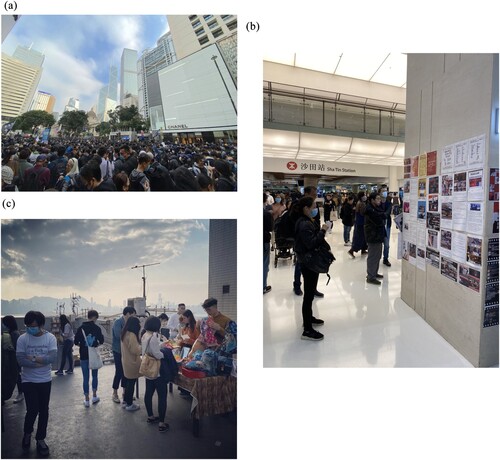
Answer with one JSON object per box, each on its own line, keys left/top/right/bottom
{"left": 275, "top": 197, "right": 282, "bottom": 203}
{"left": 26, "top": 326, "right": 40, "bottom": 335}
{"left": 382, "top": 191, "right": 388, "bottom": 198}
{"left": 311, "top": 208, "right": 318, "bottom": 218}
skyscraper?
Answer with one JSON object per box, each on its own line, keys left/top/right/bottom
{"left": 63, "top": 97, "right": 79, "bottom": 113}
{"left": 1, "top": 47, "right": 44, "bottom": 121}
{"left": 96, "top": 65, "right": 118, "bottom": 122}
{"left": 137, "top": 32, "right": 177, "bottom": 119}
{"left": 120, "top": 48, "right": 139, "bottom": 108}
{"left": 30, "top": 91, "right": 56, "bottom": 113}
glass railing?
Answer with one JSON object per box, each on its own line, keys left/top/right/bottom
{"left": 264, "top": 81, "right": 405, "bottom": 138}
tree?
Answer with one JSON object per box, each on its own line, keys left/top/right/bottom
{"left": 58, "top": 110, "right": 88, "bottom": 135}
{"left": 95, "top": 121, "right": 112, "bottom": 136}
{"left": 106, "top": 105, "right": 149, "bottom": 132}
{"left": 12, "top": 110, "right": 55, "bottom": 132}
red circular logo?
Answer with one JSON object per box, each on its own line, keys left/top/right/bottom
{"left": 287, "top": 161, "right": 298, "bottom": 171}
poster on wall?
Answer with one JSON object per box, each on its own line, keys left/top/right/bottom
{"left": 466, "top": 236, "right": 482, "bottom": 267}
{"left": 452, "top": 232, "right": 467, "bottom": 262}
{"left": 403, "top": 202, "right": 410, "bottom": 213}
{"left": 468, "top": 134, "right": 485, "bottom": 168}
{"left": 486, "top": 261, "right": 499, "bottom": 284}
{"left": 467, "top": 169, "right": 484, "bottom": 201}
{"left": 441, "top": 256, "right": 458, "bottom": 282}
{"left": 426, "top": 212, "right": 440, "bottom": 231}
{"left": 489, "top": 168, "right": 499, "bottom": 201}
{"left": 458, "top": 264, "right": 481, "bottom": 293}
{"left": 418, "top": 178, "right": 427, "bottom": 198}
{"left": 417, "top": 200, "right": 427, "bottom": 220}
{"left": 452, "top": 201, "right": 467, "bottom": 232}
{"left": 441, "top": 174, "right": 453, "bottom": 196}
{"left": 419, "top": 153, "right": 427, "bottom": 177}
{"left": 453, "top": 172, "right": 467, "bottom": 201}
{"left": 441, "top": 199, "right": 453, "bottom": 229}
{"left": 454, "top": 140, "right": 469, "bottom": 171}
{"left": 483, "top": 306, "right": 499, "bottom": 328}
{"left": 428, "top": 176, "right": 440, "bottom": 195}
{"left": 428, "top": 194, "right": 439, "bottom": 212}
{"left": 440, "top": 229, "right": 452, "bottom": 258}
{"left": 417, "top": 247, "right": 426, "bottom": 271}
{"left": 493, "top": 202, "right": 499, "bottom": 234}
{"left": 426, "top": 247, "right": 440, "bottom": 268}
{"left": 411, "top": 156, "right": 419, "bottom": 178}
{"left": 427, "top": 151, "right": 437, "bottom": 176}
{"left": 404, "top": 158, "right": 411, "bottom": 179}
{"left": 485, "top": 283, "right": 499, "bottom": 306}
{"left": 403, "top": 179, "right": 411, "bottom": 195}
{"left": 408, "top": 243, "right": 417, "bottom": 265}
{"left": 427, "top": 228, "right": 440, "bottom": 249}
{"left": 441, "top": 145, "right": 454, "bottom": 174}
{"left": 467, "top": 202, "right": 484, "bottom": 235}
{"left": 417, "top": 221, "right": 426, "bottom": 248}
{"left": 487, "top": 238, "right": 499, "bottom": 261}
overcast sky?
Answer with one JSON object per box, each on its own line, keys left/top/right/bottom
{"left": 2, "top": 15, "right": 170, "bottom": 114}
{"left": 1, "top": 220, "right": 210, "bottom": 307}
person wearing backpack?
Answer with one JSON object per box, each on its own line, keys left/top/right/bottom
{"left": 22, "top": 155, "right": 50, "bottom": 191}
{"left": 47, "top": 147, "right": 67, "bottom": 188}
{"left": 214, "top": 159, "right": 236, "bottom": 191}
{"left": 97, "top": 146, "right": 114, "bottom": 182}
{"left": 294, "top": 196, "right": 331, "bottom": 341}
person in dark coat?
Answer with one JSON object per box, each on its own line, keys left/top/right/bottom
{"left": 264, "top": 192, "right": 273, "bottom": 294}
{"left": 340, "top": 195, "right": 355, "bottom": 245}
{"left": 364, "top": 192, "right": 387, "bottom": 285}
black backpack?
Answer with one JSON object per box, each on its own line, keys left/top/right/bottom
{"left": 22, "top": 168, "right": 44, "bottom": 191}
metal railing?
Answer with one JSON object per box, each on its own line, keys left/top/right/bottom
{"left": 264, "top": 81, "right": 405, "bottom": 138}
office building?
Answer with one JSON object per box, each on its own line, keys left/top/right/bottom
{"left": 120, "top": 48, "right": 139, "bottom": 108}
{"left": 12, "top": 44, "right": 44, "bottom": 68}
{"left": 30, "top": 90, "right": 56, "bottom": 113}
{"left": 96, "top": 65, "right": 118, "bottom": 122}
{"left": 63, "top": 97, "right": 79, "bottom": 113}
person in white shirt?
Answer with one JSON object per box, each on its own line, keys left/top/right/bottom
{"left": 16, "top": 311, "right": 57, "bottom": 457}
{"left": 166, "top": 303, "right": 186, "bottom": 338}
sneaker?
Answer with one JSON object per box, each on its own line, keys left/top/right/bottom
{"left": 92, "top": 396, "right": 100, "bottom": 404}
{"left": 65, "top": 370, "right": 73, "bottom": 374}
{"left": 263, "top": 285, "right": 272, "bottom": 294}
{"left": 36, "top": 440, "right": 49, "bottom": 457}
{"left": 112, "top": 394, "right": 121, "bottom": 404}
{"left": 344, "top": 242, "right": 350, "bottom": 246}
{"left": 84, "top": 399, "right": 90, "bottom": 408}
{"left": 383, "top": 259, "right": 392, "bottom": 267}
{"left": 294, "top": 287, "right": 303, "bottom": 296}
{"left": 311, "top": 317, "right": 324, "bottom": 326}
{"left": 55, "top": 370, "right": 64, "bottom": 375}
{"left": 13, "top": 393, "right": 24, "bottom": 403}
{"left": 301, "top": 330, "right": 324, "bottom": 341}
{"left": 125, "top": 403, "right": 140, "bottom": 411}
{"left": 376, "top": 273, "right": 384, "bottom": 279}
{"left": 159, "top": 423, "right": 169, "bottom": 433}
{"left": 314, "top": 290, "right": 324, "bottom": 298}
{"left": 366, "top": 278, "right": 381, "bottom": 285}
{"left": 361, "top": 250, "right": 368, "bottom": 255}
{"left": 347, "top": 249, "right": 355, "bottom": 258}
{"left": 22, "top": 433, "right": 31, "bottom": 451}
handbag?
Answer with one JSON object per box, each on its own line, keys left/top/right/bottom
{"left": 81, "top": 329, "right": 103, "bottom": 370}
{"left": 302, "top": 244, "right": 335, "bottom": 284}
{"left": 139, "top": 335, "right": 161, "bottom": 379}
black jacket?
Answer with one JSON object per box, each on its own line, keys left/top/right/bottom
{"left": 340, "top": 202, "right": 355, "bottom": 226}
{"left": 294, "top": 215, "right": 330, "bottom": 264}
{"left": 74, "top": 321, "right": 104, "bottom": 361}
{"left": 364, "top": 202, "right": 387, "bottom": 244}
{"left": 264, "top": 209, "right": 273, "bottom": 244}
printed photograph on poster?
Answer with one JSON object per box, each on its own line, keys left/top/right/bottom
{"left": 466, "top": 236, "right": 482, "bottom": 266}
{"left": 483, "top": 306, "right": 499, "bottom": 328}
{"left": 441, "top": 145, "right": 453, "bottom": 174}
{"left": 493, "top": 202, "right": 499, "bottom": 234}
{"left": 489, "top": 168, "right": 499, "bottom": 201}
{"left": 428, "top": 176, "right": 439, "bottom": 194}
{"left": 458, "top": 264, "right": 481, "bottom": 293}
{"left": 416, "top": 247, "right": 426, "bottom": 271}
{"left": 402, "top": 241, "right": 410, "bottom": 261}
{"left": 453, "top": 140, "right": 469, "bottom": 171}
{"left": 487, "top": 238, "right": 499, "bottom": 261}
{"left": 426, "top": 212, "right": 440, "bottom": 231}
{"left": 441, "top": 256, "right": 458, "bottom": 282}
{"left": 427, "top": 151, "right": 437, "bottom": 176}
{"left": 468, "top": 134, "right": 485, "bottom": 168}
{"left": 427, "top": 229, "right": 439, "bottom": 249}
{"left": 453, "top": 172, "right": 467, "bottom": 200}
{"left": 411, "top": 156, "right": 419, "bottom": 177}
{"left": 417, "top": 200, "right": 426, "bottom": 219}
{"left": 452, "top": 201, "right": 467, "bottom": 232}
{"left": 452, "top": 231, "right": 467, "bottom": 263}
{"left": 428, "top": 194, "right": 439, "bottom": 212}
{"left": 418, "top": 153, "right": 427, "bottom": 177}
{"left": 441, "top": 200, "right": 453, "bottom": 228}
{"left": 485, "top": 283, "right": 499, "bottom": 306}
{"left": 403, "top": 179, "right": 410, "bottom": 195}
{"left": 409, "top": 243, "right": 417, "bottom": 259}
{"left": 467, "top": 169, "right": 484, "bottom": 201}
{"left": 426, "top": 247, "right": 440, "bottom": 268}
{"left": 403, "top": 202, "right": 410, "bottom": 213}
{"left": 418, "top": 178, "right": 427, "bottom": 198}
{"left": 487, "top": 261, "right": 499, "bottom": 284}
{"left": 404, "top": 158, "right": 411, "bottom": 179}
{"left": 441, "top": 229, "right": 452, "bottom": 256}
{"left": 441, "top": 174, "right": 453, "bottom": 196}
{"left": 467, "top": 202, "right": 484, "bottom": 235}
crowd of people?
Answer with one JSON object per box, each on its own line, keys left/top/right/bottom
{"left": 1, "top": 297, "right": 235, "bottom": 457}
{"left": 1, "top": 134, "right": 237, "bottom": 191}
{"left": 264, "top": 186, "right": 401, "bottom": 341}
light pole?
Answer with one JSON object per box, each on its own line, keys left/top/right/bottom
{"left": 211, "top": 55, "right": 237, "bottom": 115}
{"left": 131, "top": 262, "right": 160, "bottom": 300}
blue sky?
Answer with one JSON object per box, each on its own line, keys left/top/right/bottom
{"left": 2, "top": 15, "right": 170, "bottom": 114}
{"left": 1, "top": 220, "right": 212, "bottom": 307}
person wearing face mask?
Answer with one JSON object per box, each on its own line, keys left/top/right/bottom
{"left": 348, "top": 191, "right": 369, "bottom": 258}
{"left": 79, "top": 160, "right": 117, "bottom": 191}
{"left": 129, "top": 151, "right": 152, "bottom": 191}
{"left": 294, "top": 196, "right": 331, "bottom": 341}
{"left": 364, "top": 192, "right": 387, "bottom": 285}
{"left": 379, "top": 185, "right": 393, "bottom": 267}
{"left": 15, "top": 311, "right": 57, "bottom": 457}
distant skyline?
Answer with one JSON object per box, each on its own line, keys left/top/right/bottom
{"left": 2, "top": 16, "right": 170, "bottom": 114}
{"left": 1, "top": 220, "right": 210, "bottom": 307}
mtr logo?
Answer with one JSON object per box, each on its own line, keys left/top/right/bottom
{"left": 286, "top": 161, "right": 298, "bottom": 171}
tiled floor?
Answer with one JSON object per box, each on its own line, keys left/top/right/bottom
{"left": 264, "top": 219, "right": 473, "bottom": 368}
